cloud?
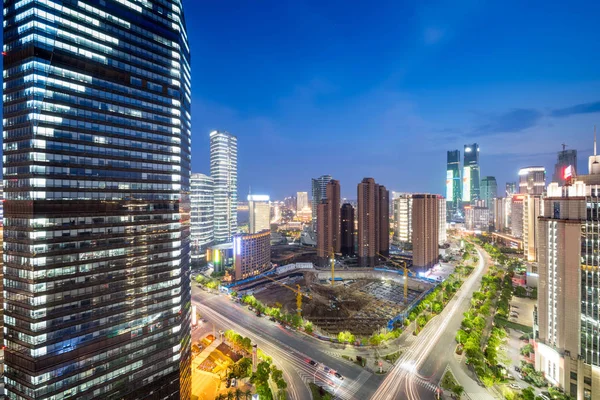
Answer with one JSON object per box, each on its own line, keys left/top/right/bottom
{"left": 550, "top": 101, "right": 600, "bottom": 118}
{"left": 472, "top": 108, "right": 543, "bottom": 136}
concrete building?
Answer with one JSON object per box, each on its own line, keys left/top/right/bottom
{"left": 297, "top": 191, "right": 309, "bottom": 212}
{"left": 511, "top": 194, "right": 525, "bottom": 238}
{"left": 438, "top": 197, "right": 447, "bottom": 245}
{"left": 506, "top": 182, "right": 518, "bottom": 196}
{"left": 552, "top": 148, "right": 577, "bottom": 184}
{"left": 248, "top": 194, "right": 271, "bottom": 234}
{"left": 211, "top": 130, "right": 238, "bottom": 243}
{"left": 494, "top": 197, "right": 509, "bottom": 232}
{"left": 312, "top": 175, "right": 333, "bottom": 223}
{"left": 412, "top": 194, "right": 440, "bottom": 271}
{"left": 463, "top": 143, "right": 481, "bottom": 204}
{"left": 317, "top": 180, "right": 341, "bottom": 264}
{"left": 357, "top": 178, "right": 389, "bottom": 267}
{"left": 535, "top": 138, "right": 600, "bottom": 399}
{"left": 234, "top": 230, "right": 272, "bottom": 280}
{"left": 393, "top": 195, "right": 413, "bottom": 245}
{"left": 464, "top": 203, "right": 490, "bottom": 231}
{"left": 2, "top": 1, "right": 193, "bottom": 397}
{"left": 207, "top": 242, "right": 235, "bottom": 272}
{"left": 523, "top": 195, "right": 541, "bottom": 263}
{"left": 446, "top": 150, "right": 462, "bottom": 220}
{"left": 481, "top": 176, "right": 498, "bottom": 224}
{"left": 191, "top": 173, "right": 214, "bottom": 259}
{"left": 519, "top": 166, "right": 546, "bottom": 195}
{"left": 341, "top": 203, "right": 355, "bottom": 256}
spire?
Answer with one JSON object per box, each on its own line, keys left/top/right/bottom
{"left": 595, "top": 125, "right": 597, "bottom": 156}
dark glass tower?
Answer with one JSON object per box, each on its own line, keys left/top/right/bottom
{"left": 340, "top": 203, "right": 354, "bottom": 256}
{"left": 463, "top": 143, "right": 480, "bottom": 204}
{"left": 2, "top": 0, "right": 192, "bottom": 399}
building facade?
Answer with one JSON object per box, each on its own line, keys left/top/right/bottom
{"left": 412, "top": 194, "right": 439, "bottom": 271}
{"left": 464, "top": 204, "right": 490, "bottom": 231}
{"left": 311, "top": 175, "right": 332, "bottom": 223}
{"left": 296, "top": 192, "right": 309, "bottom": 212}
{"left": 523, "top": 195, "right": 541, "bottom": 263}
{"left": 438, "top": 197, "right": 447, "bottom": 245}
{"left": 446, "top": 150, "right": 462, "bottom": 220}
{"left": 494, "top": 198, "right": 507, "bottom": 232}
{"left": 340, "top": 204, "right": 355, "bottom": 256}
{"left": 191, "top": 173, "right": 214, "bottom": 259}
{"left": 511, "top": 194, "right": 525, "bottom": 238}
{"left": 317, "top": 180, "right": 340, "bottom": 265}
{"left": 519, "top": 166, "right": 546, "bottom": 195}
{"left": 480, "top": 176, "right": 498, "bottom": 208}
{"left": 233, "top": 231, "right": 271, "bottom": 280}
{"left": 248, "top": 195, "right": 270, "bottom": 234}
{"left": 2, "top": 0, "right": 192, "bottom": 398}
{"left": 357, "top": 178, "right": 389, "bottom": 267}
{"left": 463, "top": 143, "right": 480, "bottom": 204}
{"left": 211, "top": 131, "right": 238, "bottom": 243}
{"left": 506, "top": 182, "right": 518, "bottom": 196}
{"left": 393, "top": 195, "right": 412, "bottom": 245}
{"left": 552, "top": 148, "right": 577, "bottom": 184}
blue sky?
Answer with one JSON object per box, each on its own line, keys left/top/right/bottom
{"left": 186, "top": 0, "right": 600, "bottom": 199}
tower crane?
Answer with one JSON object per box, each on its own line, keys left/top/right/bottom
{"left": 378, "top": 253, "right": 413, "bottom": 304}
{"left": 262, "top": 274, "right": 312, "bottom": 318}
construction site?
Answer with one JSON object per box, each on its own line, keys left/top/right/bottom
{"left": 242, "top": 268, "right": 435, "bottom": 337}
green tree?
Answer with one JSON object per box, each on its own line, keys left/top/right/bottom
{"left": 304, "top": 321, "right": 314, "bottom": 334}
{"left": 234, "top": 388, "right": 243, "bottom": 400}
{"left": 251, "top": 361, "right": 271, "bottom": 386}
{"left": 432, "top": 302, "right": 442, "bottom": 314}
{"left": 452, "top": 385, "right": 464, "bottom": 399}
{"left": 244, "top": 389, "right": 252, "bottom": 400}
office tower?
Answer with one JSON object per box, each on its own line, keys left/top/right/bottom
{"left": 311, "top": 175, "right": 332, "bottom": 223}
{"left": 393, "top": 195, "right": 413, "bottom": 245}
{"left": 297, "top": 191, "right": 309, "bottom": 212}
{"left": 438, "top": 197, "right": 447, "bottom": 245}
{"left": 506, "top": 182, "right": 518, "bottom": 196}
{"left": 357, "top": 178, "right": 389, "bottom": 267}
{"left": 2, "top": 0, "right": 192, "bottom": 398}
{"left": 340, "top": 204, "right": 355, "bottom": 256}
{"left": 463, "top": 143, "right": 481, "bottom": 204}
{"left": 522, "top": 195, "right": 541, "bottom": 263}
{"left": 552, "top": 147, "right": 577, "bottom": 184}
{"left": 480, "top": 176, "right": 498, "bottom": 208}
{"left": 518, "top": 166, "right": 546, "bottom": 195}
{"left": 248, "top": 195, "right": 271, "bottom": 234}
{"left": 211, "top": 131, "right": 238, "bottom": 243}
{"left": 191, "top": 173, "right": 215, "bottom": 259}
{"left": 446, "top": 150, "right": 462, "bottom": 219}
{"left": 412, "top": 194, "right": 440, "bottom": 271}
{"left": 233, "top": 231, "right": 271, "bottom": 280}
{"left": 536, "top": 137, "right": 600, "bottom": 398}
{"left": 494, "top": 198, "right": 506, "bottom": 232}
{"left": 511, "top": 195, "right": 525, "bottom": 238}
{"left": 0, "top": 182, "right": 3, "bottom": 222}
{"left": 317, "top": 180, "right": 341, "bottom": 265}
{"left": 464, "top": 203, "right": 490, "bottom": 231}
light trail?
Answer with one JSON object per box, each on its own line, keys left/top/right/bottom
{"left": 371, "top": 246, "right": 487, "bottom": 400}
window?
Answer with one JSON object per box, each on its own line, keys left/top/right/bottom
{"left": 584, "top": 376, "right": 591, "bottom": 386}
{"left": 570, "top": 371, "right": 577, "bottom": 380}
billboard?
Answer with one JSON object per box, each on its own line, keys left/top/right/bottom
{"left": 446, "top": 170, "right": 454, "bottom": 202}
{"left": 462, "top": 166, "right": 471, "bottom": 202}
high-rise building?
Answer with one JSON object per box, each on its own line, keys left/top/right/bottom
{"left": 357, "top": 178, "right": 389, "bottom": 267}
{"left": 211, "top": 131, "right": 238, "bottom": 243}
{"left": 446, "top": 150, "right": 462, "bottom": 220}
{"left": 464, "top": 203, "right": 490, "bottom": 231}
{"left": 2, "top": 1, "right": 192, "bottom": 398}
{"left": 552, "top": 147, "right": 577, "bottom": 184}
{"left": 463, "top": 143, "right": 481, "bottom": 204}
{"left": 506, "top": 182, "right": 518, "bottom": 196}
{"left": 536, "top": 138, "right": 600, "bottom": 398}
{"left": 393, "top": 195, "right": 413, "bottom": 245}
{"left": 233, "top": 231, "right": 271, "bottom": 280}
{"left": 412, "top": 194, "right": 440, "bottom": 271}
{"left": 438, "top": 197, "right": 447, "bottom": 245}
{"left": 312, "top": 175, "right": 332, "bottom": 223}
{"left": 511, "top": 194, "right": 525, "bottom": 238}
{"left": 340, "top": 204, "right": 355, "bottom": 256}
{"left": 191, "top": 173, "right": 215, "bottom": 259}
{"left": 248, "top": 195, "right": 271, "bottom": 234}
{"left": 518, "top": 166, "right": 546, "bottom": 195}
{"left": 317, "top": 180, "right": 341, "bottom": 264}
{"left": 297, "top": 191, "right": 309, "bottom": 212}
{"left": 494, "top": 198, "right": 506, "bottom": 232}
{"left": 522, "top": 195, "right": 541, "bottom": 263}
{"left": 480, "top": 176, "right": 498, "bottom": 208}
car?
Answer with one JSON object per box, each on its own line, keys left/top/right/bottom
{"left": 518, "top": 373, "right": 524, "bottom": 380}
{"left": 231, "top": 378, "right": 236, "bottom": 387}
{"left": 324, "top": 366, "right": 331, "bottom": 373}
{"left": 509, "top": 384, "right": 522, "bottom": 390}
{"left": 514, "top": 366, "right": 521, "bottom": 372}
{"left": 539, "top": 395, "right": 550, "bottom": 400}
{"left": 269, "top": 317, "right": 276, "bottom": 322}
{"left": 308, "top": 360, "right": 317, "bottom": 366}
{"left": 334, "top": 372, "right": 344, "bottom": 380}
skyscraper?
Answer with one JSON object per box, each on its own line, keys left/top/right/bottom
{"left": 2, "top": 0, "right": 192, "bottom": 398}
{"left": 340, "top": 204, "right": 355, "bottom": 256}
{"left": 296, "top": 191, "right": 309, "bottom": 212}
{"left": 412, "top": 194, "right": 440, "bottom": 271}
{"left": 518, "top": 166, "right": 546, "bottom": 195}
{"left": 481, "top": 176, "right": 498, "bottom": 225}
{"left": 191, "top": 173, "right": 215, "bottom": 259}
{"left": 506, "top": 182, "right": 518, "bottom": 196}
{"left": 312, "top": 175, "right": 332, "bottom": 223}
{"left": 248, "top": 195, "right": 271, "bottom": 234}
{"left": 438, "top": 197, "right": 447, "bottom": 245}
{"left": 522, "top": 195, "right": 541, "bottom": 263}
{"left": 357, "top": 178, "right": 389, "bottom": 267}
{"left": 211, "top": 131, "right": 238, "bottom": 243}
{"left": 536, "top": 138, "right": 600, "bottom": 398}
{"left": 552, "top": 147, "right": 577, "bottom": 184}
{"left": 446, "top": 150, "right": 462, "bottom": 219}
{"left": 317, "top": 180, "right": 341, "bottom": 265}
{"left": 463, "top": 143, "right": 481, "bottom": 204}
{"left": 511, "top": 194, "right": 525, "bottom": 238}
{"left": 393, "top": 195, "right": 412, "bottom": 245}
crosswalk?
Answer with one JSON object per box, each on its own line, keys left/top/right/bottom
{"left": 292, "top": 365, "right": 372, "bottom": 400}
{"left": 412, "top": 376, "right": 438, "bottom": 392}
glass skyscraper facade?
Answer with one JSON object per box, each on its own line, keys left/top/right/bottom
{"left": 311, "top": 175, "right": 332, "bottom": 223}
{"left": 190, "top": 173, "right": 214, "bottom": 259}
{"left": 2, "top": 0, "right": 192, "bottom": 398}
{"left": 463, "top": 143, "right": 480, "bottom": 204}
{"left": 210, "top": 131, "right": 237, "bottom": 244}
{"left": 446, "top": 150, "right": 461, "bottom": 220}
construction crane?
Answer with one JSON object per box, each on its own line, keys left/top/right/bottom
{"left": 262, "top": 274, "right": 312, "bottom": 317}
{"left": 378, "top": 253, "right": 413, "bottom": 304}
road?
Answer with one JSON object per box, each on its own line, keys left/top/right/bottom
{"left": 371, "top": 245, "right": 492, "bottom": 400}
{"left": 193, "top": 287, "right": 379, "bottom": 400}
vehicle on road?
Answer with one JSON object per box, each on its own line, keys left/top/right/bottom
{"left": 509, "top": 384, "right": 522, "bottom": 390}
{"left": 514, "top": 366, "right": 521, "bottom": 372}
{"left": 269, "top": 317, "right": 276, "bottom": 322}
{"left": 231, "top": 378, "right": 236, "bottom": 387}
{"left": 324, "top": 366, "right": 331, "bottom": 373}
{"left": 539, "top": 395, "right": 550, "bottom": 400}
{"left": 334, "top": 372, "right": 344, "bottom": 380}
{"left": 308, "top": 360, "right": 317, "bottom": 366}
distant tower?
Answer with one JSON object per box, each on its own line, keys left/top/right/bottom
{"left": 446, "top": 150, "right": 462, "bottom": 220}
{"left": 317, "top": 180, "right": 341, "bottom": 265}
{"left": 311, "top": 175, "right": 332, "bottom": 224}
{"left": 518, "top": 167, "right": 546, "bottom": 195}
{"left": 412, "top": 194, "right": 440, "bottom": 271}
{"left": 552, "top": 144, "right": 577, "bottom": 184}
{"left": 340, "top": 204, "right": 355, "bottom": 256}
{"left": 357, "top": 178, "right": 389, "bottom": 267}
{"left": 211, "top": 130, "right": 238, "bottom": 243}
{"left": 463, "top": 144, "right": 481, "bottom": 204}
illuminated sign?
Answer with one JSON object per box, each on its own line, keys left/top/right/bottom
{"left": 235, "top": 237, "right": 242, "bottom": 256}
{"left": 465, "top": 147, "right": 472, "bottom": 153}
{"left": 462, "top": 166, "right": 471, "bottom": 202}
{"left": 446, "top": 170, "right": 453, "bottom": 202}
{"left": 564, "top": 165, "right": 573, "bottom": 180}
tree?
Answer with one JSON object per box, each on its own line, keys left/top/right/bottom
{"left": 237, "top": 357, "right": 252, "bottom": 378}
{"left": 452, "top": 385, "right": 464, "bottom": 399}
{"left": 251, "top": 361, "right": 271, "bottom": 386}
{"left": 227, "top": 391, "right": 234, "bottom": 400}
{"left": 304, "top": 321, "right": 314, "bottom": 334}
{"left": 432, "top": 302, "right": 442, "bottom": 314}
{"left": 244, "top": 389, "right": 252, "bottom": 400}
{"left": 234, "top": 388, "right": 243, "bottom": 400}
